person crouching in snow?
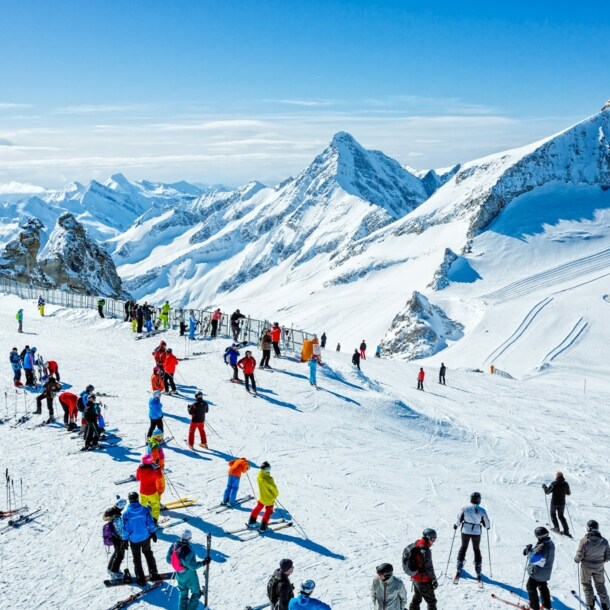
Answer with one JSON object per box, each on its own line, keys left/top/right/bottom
{"left": 222, "top": 457, "right": 250, "bottom": 506}
{"left": 247, "top": 461, "right": 278, "bottom": 532}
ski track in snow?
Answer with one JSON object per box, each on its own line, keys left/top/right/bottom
{"left": 0, "top": 295, "right": 609, "bottom": 609}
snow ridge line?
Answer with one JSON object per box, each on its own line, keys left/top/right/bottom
{"left": 484, "top": 297, "right": 553, "bottom": 364}
{"left": 541, "top": 317, "right": 589, "bottom": 364}
{"left": 482, "top": 247, "right": 610, "bottom": 303}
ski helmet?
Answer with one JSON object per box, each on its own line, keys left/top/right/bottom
{"left": 181, "top": 529, "right": 193, "bottom": 541}
{"left": 86, "top": 384, "right": 94, "bottom": 392}
{"left": 423, "top": 528, "right": 437, "bottom": 540}
{"left": 115, "top": 498, "right": 127, "bottom": 510}
{"left": 128, "top": 491, "right": 139, "bottom": 503}
{"left": 471, "top": 492, "right": 482, "bottom": 505}
{"left": 153, "top": 390, "right": 161, "bottom": 398}
{"left": 587, "top": 520, "right": 600, "bottom": 532}
{"left": 260, "top": 461, "right": 271, "bottom": 471}
{"left": 152, "top": 428, "right": 163, "bottom": 438}
{"left": 195, "top": 391, "right": 203, "bottom": 399}
{"left": 376, "top": 563, "right": 393, "bottom": 578}
{"left": 534, "top": 526, "right": 549, "bottom": 538}
{"left": 31, "top": 347, "right": 37, "bottom": 353}
{"left": 300, "top": 580, "right": 316, "bottom": 595}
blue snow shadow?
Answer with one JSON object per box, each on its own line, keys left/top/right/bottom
{"left": 479, "top": 575, "right": 572, "bottom": 610}
{"left": 320, "top": 365, "right": 363, "bottom": 391}
{"left": 318, "top": 387, "right": 360, "bottom": 406}
{"left": 447, "top": 256, "right": 481, "bottom": 284}
{"left": 261, "top": 528, "right": 346, "bottom": 560}
{"left": 102, "top": 443, "right": 140, "bottom": 464}
{"left": 255, "top": 389, "right": 301, "bottom": 412}
{"left": 164, "top": 444, "right": 212, "bottom": 461}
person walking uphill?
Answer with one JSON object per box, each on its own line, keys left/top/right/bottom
{"left": 238, "top": 350, "right": 257, "bottom": 394}
{"left": 574, "top": 520, "right": 610, "bottom": 610}
{"left": 97, "top": 298, "right": 105, "bottom": 318}
{"left": 372, "top": 563, "right": 408, "bottom": 610}
{"left": 166, "top": 529, "right": 211, "bottom": 610}
{"left": 454, "top": 492, "right": 490, "bottom": 580}
{"left": 405, "top": 528, "right": 438, "bottom": 610}
{"left": 524, "top": 526, "right": 555, "bottom": 610}
{"left": 543, "top": 471, "right": 571, "bottom": 536}
{"left": 222, "top": 457, "right": 250, "bottom": 506}
{"left": 248, "top": 461, "right": 279, "bottom": 531}
{"left": 187, "top": 391, "right": 209, "bottom": 450}
{"left": 417, "top": 368, "right": 425, "bottom": 391}
{"left": 147, "top": 390, "right": 164, "bottom": 438}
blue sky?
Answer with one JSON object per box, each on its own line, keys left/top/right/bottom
{"left": 1, "top": 0, "right": 609, "bottom": 188}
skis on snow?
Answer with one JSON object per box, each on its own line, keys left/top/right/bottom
{"left": 490, "top": 593, "right": 529, "bottom": 609}
{"left": 210, "top": 495, "right": 254, "bottom": 514}
{"left": 237, "top": 520, "right": 294, "bottom": 540}
{"left": 105, "top": 580, "right": 163, "bottom": 609}
{"left": 161, "top": 497, "right": 198, "bottom": 511}
{"left": 571, "top": 589, "right": 602, "bottom": 609}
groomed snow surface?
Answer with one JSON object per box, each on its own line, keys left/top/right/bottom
{"left": 1, "top": 295, "right": 609, "bottom": 610}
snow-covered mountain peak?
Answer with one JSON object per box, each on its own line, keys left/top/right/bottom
{"left": 602, "top": 99, "right": 610, "bottom": 112}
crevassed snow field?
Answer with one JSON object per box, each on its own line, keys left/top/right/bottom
{"left": 1, "top": 294, "right": 609, "bottom": 610}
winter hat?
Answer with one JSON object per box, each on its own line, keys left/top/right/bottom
{"left": 376, "top": 563, "right": 393, "bottom": 578}
{"left": 152, "top": 428, "right": 163, "bottom": 437}
{"left": 142, "top": 454, "right": 153, "bottom": 465}
{"left": 279, "top": 558, "right": 293, "bottom": 572}
{"left": 86, "top": 384, "right": 95, "bottom": 392}
{"left": 153, "top": 390, "right": 162, "bottom": 398}
{"left": 260, "top": 461, "right": 271, "bottom": 471}
{"left": 181, "top": 529, "right": 193, "bottom": 541}
{"left": 115, "top": 498, "right": 127, "bottom": 510}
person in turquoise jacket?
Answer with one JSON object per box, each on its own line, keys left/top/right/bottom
{"left": 166, "top": 529, "right": 211, "bottom": 610}
{"left": 308, "top": 357, "right": 318, "bottom": 387}
{"left": 288, "top": 580, "right": 331, "bottom": 609}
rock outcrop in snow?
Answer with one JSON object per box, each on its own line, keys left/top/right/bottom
{"left": 0, "top": 218, "right": 49, "bottom": 285}
{"left": 427, "top": 248, "right": 459, "bottom": 290}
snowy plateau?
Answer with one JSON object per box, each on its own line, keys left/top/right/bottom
{"left": 0, "top": 101, "right": 609, "bottom": 610}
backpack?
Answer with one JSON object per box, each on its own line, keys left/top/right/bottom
{"left": 77, "top": 396, "right": 85, "bottom": 412}
{"left": 267, "top": 571, "right": 280, "bottom": 604}
{"left": 170, "top": 543, "right": 186, "bottom": 572}
{"left": 402, "top": 543, "right": 423, "bottom": 576}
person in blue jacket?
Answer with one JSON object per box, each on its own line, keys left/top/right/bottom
{"left": 524, "top": 526, "right": 555, "bottom": 610}
{"left": 189, "top": 310, "right": 197, "bottom": 340}
{"left": 224, "top": 344, "right": 241, "bottom": 382}
{"left": 9, "top": 347, "right": 22, "bottom": 386}
{"left": 308, "top": 356, "right": 318, "bottom": 387}
{"left": 147, "top": 390, "right": 164, "bottom": 438}
{"left": 122, "top": 491, "right": 159, "bottom": 586}
{"left": 288, "top": 580, "right": 331, "bottom": 609}
{"left": 22, "top": 347, "right": 36, "bottom": 386}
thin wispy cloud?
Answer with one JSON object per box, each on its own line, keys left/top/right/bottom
{"left": 0, "top": 103, "right": 33, "bottom": 110}
{"left": 270, "top": 99, "right": 334, "bottom": 107}
{"left": 54, "top": 104, "right": 144, "bottom": 114}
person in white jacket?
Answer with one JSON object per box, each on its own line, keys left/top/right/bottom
{"left": 371, "top": 563, "right": 407, "bottom": 610}
{"left": 454, "top": 492, "right": 491, "bottom": 579}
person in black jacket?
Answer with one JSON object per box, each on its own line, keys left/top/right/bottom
{"left": 439, "top": 363, "right": 446, "bottom": 385}
{"left": 320, "top": 332, "right": 327, "bottom": 349}
{"left": 268, "top": 558, "right": 295, "bottom": 610}
{"left": 230, "top": 309, "right": 246, "bottom": 341}
{"left": 187, "top": 391, "right": 209, "bottom": 450}
{"left": 352, "top": 349, "right": 361, "bottom": 370}
{"left": 82, "top": 394, "right": 101, "bottom": 451}
{"left": 543, "top": 471, "right": 571, "bottom": 536}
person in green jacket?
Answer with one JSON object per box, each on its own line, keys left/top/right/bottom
{"left": 247, "top": 461, "right": 279, "bottom": 531}
{"left": 97, "top": 298, "right": 106, "bottom": 318}
{"left": 16, "top": 309, "right": 23, "bottom": 333}
{"left": 160, "top": 300, "right": 171, "bottom": 329}
{"left": 166, "top": 529, "right": 211, "bottom": 610}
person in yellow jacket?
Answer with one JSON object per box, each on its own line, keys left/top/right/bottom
{"left": 159, "top": 300, "right": 171, "bottom": 329}
{"left": 247, "top": 461, "right": 278, "bottom": 531}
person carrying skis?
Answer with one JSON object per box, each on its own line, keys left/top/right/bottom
{"left": 210, "top": 308, "right": 222, "bottom": 337}
{"left": 188, "top": 309, "right": 197, "bottom": 340}
{"left": 147, "top": 390, "right": 164, "bottom": 438}
{"left": 270, "top": 322, "right": 282, "bottom": 357}
{"left": 238, "top": 350, "right": 257, "bottom": 394}
{"left": 524, "top": 527, "right": 555, "bottom": 610}
{"left": 97, "top": 298, "right": 106, "bottom": 318}
{"left": 16, "top": 309, "right": 23, "bottom": 333}
{"left": 9, "top": 347, "right": 22, "bottom": 387}
{"left": 454, "top": 492, "right": 490, "bottom": 580}
{"left": 320, "top": 332, "right": 327, "bottom": 349}
{"left": 268, "top": 559, "right": 295, "bottom": 610}
{"left": 248, "top": 461, "right": 279, "bottom": 531}
{"left": 38, "top": 296, "right": 45, "bottom": 316}
{"left": 122, "top": 491, "right": 160, "bottom": 586}
{"left": 152, "top": 341, "right": 167, "bottom": 369}
{"left": 230, "top": 309, "right": 246, "bottom": 341}
{"left": 405, "top": 528, "right": 438, "bottom": 610}
{"left": 308, "top": 356, "right": 318, "bottom": 387}
{"left": 187, "top": 391, "right": 209, "bottom": 450}
{"left": 163, "top": 348, "right": 178, "bottom": 394}
{"left": 82, "top": 394, "right": 101, "bottom": 450}
{"left": 151, "top": 367, "right": 165, "bottom": 392}
{"left": 222, "top": 457, "right": 250, "bottom": 506}
{"left": 439, "top": 363, "right": 446, "bottom": 385}
{"left": 159, "top": 300, "right": 171, "bottom": 329}
{"left": 260, "top": 329, "right": 273, "bottom": 369}
{"left": 352, "top": 349, "right": 361, "bottom": 370}
{"left": 574, "top": 520, "right": 610, "bottom": 610}
{"left": 359, "top": 340, "right": 367, "bottom": 359}
{"left": 136, "top": 454, "right": 163, "bottom": 522}
{"left": 166, "top": 529, "right": 211, "bottom": 610}
{"left": 103, "top": 497, "right": 127, "bottom": 583}
{"left": 34, "top": 375, "right": 62, "bottom": 420}
{"left": 417, "top": 368, "right": 425, "bottom": 391}
{"left": 224, "top": 344, "right": 241, "bottom": 382}
{"left": 58, "top": 391, "right": 79, "bottom": 429}
{"left": 372, "top": 563, "right": 408, "bottom": 610}
{"left": 543, "top": 471, "right": 571, "bottom": 536}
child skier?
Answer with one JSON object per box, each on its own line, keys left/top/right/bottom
{"left": 308, "top": 356, "right": 318, "bottom": 387}
{"left": 103, "top": 497, "right": 127, "bottom": 583}
{"left": 136, "top": 454, "right": 163, "bottom": 522}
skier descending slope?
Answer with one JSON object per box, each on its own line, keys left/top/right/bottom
{"left": 404, "top": 528, "right": 438, "bottom": 610}
{"left": 454, "top": 491, "right": 491, "bottom": 581}
{"left": 574, "top": 520, "right": 610, "bottom": 610}
{"left": 371, "top": 563, "right": 408, "bottom": 610}
{"left": 523, "top": 527, "right": 555, "bottom": 610}
{"left": 247, "top": 461, "right": 279, "bottom": 532}
{"left": 543, "top": 471, "right": 571, "bottom": 537}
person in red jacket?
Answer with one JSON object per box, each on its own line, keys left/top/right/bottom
{"left": 163, "top": 348, "right": 179, "bottom": 394}
{"left": 152, "top": 341, "right": 167, "bottom": 369}
{"left": 58, "top": 391, "right": 79, "bottom": 429}
{"left": 151, "top": 367, "right": 165, "bottom": 392}
{"left": 409, "top": 528, "right": 438, "bottom": 610}
{"left": 237, "top": 351, "right": 257, "bottom": 394}
{"left": 270, "top": 323, "right": 282, "bottom": 358}
{"left": 45, "top": 359, "right": 60, "bottom": 382}
{"left": 417, "top": 367, "right": 425, "bottom": 391}
{"left": 136, "top": 454, "right": 163, "bottom": 522}
{"left": 210, "top": 308, "right": 222, "bottom": 338}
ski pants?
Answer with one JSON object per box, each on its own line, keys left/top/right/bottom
{"left": 131, "top": 319, "right": 137, "bottom": 332}
{"left": 210, "top": 319, "right": 218, "bottom": 337}
{"left": 140, "top": 492, "right": 161, "bottom": 521}
{"left": 108, "top": 538, "right": 125, "bottom": 573}
{"left": 409, "top": 580, "right": 437, "bottom": 610}
{"left": 39, "top": 305, "right": 45, "bottom": 316}
{"left": 526, "top": 577, "right": 551, "bottom": 610}
{"left": 160, "top": 314, "right": 168, "bottom": 329}
{"left": 457, "top": 533, "right": 482, "bottom": 565}
{"left": 24, "top": 368, "right": 34, "bottom": 386}
{"left": 176, "top": 569, "right": 202, "bottom": 610}
{"left": 550, "top": 502, "right": 569, "bottom": 533}
{"left": 244, "top": 373, "right": 256, "bottom": 392}
{"left": 272, "top": 341, "right": 281, "bottom": 357}
{"left": 59, "top": 399, "right": 71, "bottom": 425}
{"left": 145, "top": 319, "right": 152, "bottom": 332}
{"left": 18, "top": 320, "right": 23, "bottom": 333}
{"left": 147, "top": 418, "right": 164, "bottom": 439}
{"left": 439, "top": 374, "right": 445, "bottom": 385}
{"left": 188, "top": 422, "right": 207, "bottom": 446}
{"left": 230, "top": 365, "right": 239, "bottom": 381}
{"left": 309, "top": 369, "right": 317, "bottom": 385}
{"left": 36, "top": 392, "right": 54, "bottom": 416}
{"left": 98, "top": 306, "right": 105, "bottom": 318}
{"left": 417, "top": 380, "right": 424, "bottom": 390}
{"left": 581, "top": 564, "right": 610, "bottom": 607}
{"left": 129, "top": 537, "right": 158, "bottom": 581}
{"left": 84, "top": 421, "right": 99, "bottom": 448}
{"left": 231, "top": 323, "right": 240, "bottom": 341}
{"left": 261, "top": 349, "right": 271, "bottom": 368}
{"left": 223, "top": 475, "right": 241, "bottom": 505}
{"left": 250, "top": 501, "right": 274, "bottom": 524}
{"left": 163, "top": 373, "right": 176, "bottom": 393}
{"left": 137, "top": 319, "right": 143, "bottom": 333}
{"left": 13, "top": 368, "right": 21, "bottom": 383}
{"left": 360, "top": 349, "right": 366, "bottom": 359}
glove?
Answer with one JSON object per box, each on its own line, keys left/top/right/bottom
{"left": 151, "top": 533, "right": 157, "bottom": 543}
{"left": 523, "top": 544, "right": 532, "bottom": 556}
{"left": 542, "top": 483, "right": 548, "bottom": 491}
{"left": 453, "top": 524, "right": 458, "bottom": 530}
{"left": 122, "top": 540, "right": 129, "bottom": 551}
{"left": 431, "top": 579, "right": 438, "bottom": 590}
{"left": 202, "top": 557, "right": 211, "bottom": 566}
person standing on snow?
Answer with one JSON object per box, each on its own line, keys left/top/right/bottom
{"left": 22, "top": 346, "right": 37, "bottom": 386}
{"left": 151, "top": 367, "right": 165, "bottom": 392}
{"left": 308, "top": 356, "right": 318, "bottom": 387}
{"left": 103, "top": 497, "right": 127, "bottom": 583}
{"left": 210, "top": 308, "right": 222, "bottom": 337}
{"left": 166, "top": 529, "right": 211, "bottom": 610}
{"left": 97, "top": 298, "right": 106, "bottom": 318}
{"left": 372, "top": 563, "right": 408, "bottom": 610}
{"left": 224, "top": 343, "right": 241, "bottom": 382}
{"left": 152, "top": 340, "right": 167, "bottom": 369}
{"left": 147, "top": 390, "right": 164, "bottom": 438}
{"left": 143, "top": 303, "right": 153, "bottom": 332}
{"left": 187, "top": 391, "right": 209, "bottom": 450}
{"left": 270, "top": 322, "right": 282, "bottom": 357}
{"left": 146, "top": 429, "right": 166, "bottom": 503}
{"left": 82, "top": 394, "right": 101, "bottom": 450}
{"left": 417, "top": 368, "right": 425, "bottom": 391}
{"left": 268, "top": 559, "right": 295, "bottom": 610}
{"left": 260, "top": 329, "right": 273, "bottom": 369}
{"left": 524, "top": 527, "right": 555, "bottom": 610}
{"left": 336, "top": 343, "right": 341, "bottom": 352}
{"left": 359, "top": 340, "right": 367, "bottom": 359}
{"left": 454, "top": 492, "right": 491, "bottom": 580}
{"left": 289, "top": 579, "right": 331, "bottom": 610}
{"left": 163, "top": 348, "right": 178, "bottom": 394}
{"left": 188, "top": 310, "right": 197, "bottom": 340}
{"left": 136, "top": 304, "right": 144, "bottom": 333}
{"left": 38, "top": 296, "right": 45, "bottom": 316}
{"left": 352, "top": 349, "right": 361, "bottom": 370}
{"left": 248, "top": 461, "right": 279, "bottom": 532}
{"left": 16, "top": 309, "right": 23, "bottom": 333}
{"left": 9, "top": 347, "right": 22, "bottom": 387}
{"left": 574, "top": 520, "right": 610, "bottom": 610}
{"left": 320, "top": 333, "right": 327, "bottom": 349}
{"left": 238, "top": 350, "right": 257, "bottom": 394}
{"left": 543, "top": 471, "right": 571, "bottom": 537}
{"left": 405, "top": 528, "right": 438, "bottom": 610}
{"left": 159, "top": 300, "right": 171, "bottom": 329}
{"left": 136, "top": 454, "right": 163, "bottom": 522}
{"left": 230, "top": 309, "right": 246, "bottom": 341}
{"left": 222, "top": 457, "right": 250, "bottom": 506}
{"left": 375, "top": 345, "right": 381, "bottom": 358}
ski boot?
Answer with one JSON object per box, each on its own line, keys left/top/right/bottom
{"left": 259, "top": 522, "right": 269, "bottom": 532}
{"left": 550, "top": 527, "right": 560, "bottom": 533}
{"left": 108, "top": 571, "right": 124, "bottom": 584}
{"left": 199, "top": 443, "right": 208, "bottom": 449}
{"left": 474, "top": 563, "right": 482, "bottom": 581}
{"left": 32, "top": 409, "right": 42, "bottom": 415}
{"left": 188, "top": 444, "right": 195, "bottom": 450}
{"left": 246, "top": 516, "right": 258, "bottom": 529}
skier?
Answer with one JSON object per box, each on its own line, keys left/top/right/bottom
{"left": 222, "top": 457, "right": 250, "bottom": 506}
{"left": 320, "top": 332, "right": 327, "bottom": 349}
{"left": 187, "top": 391, "right": 209, "bottom": 450}
{"left": 371, "top": 563, "right": 408, "bottom": 610}
{"left": 352, "top": 349, "right": 361, "bottom": 370}
{"left": 248, "top": 461, "right": 279, "bottom": 531}
{"left": 230, "top": 309, "right": 246, "bottom": 341}
{"left": 375, "top": 345, "right": 381, "bottom": 358}
{"left": 143, "top": 303, "right": 153, "bottom": 332}
{"left": 38, "top": 296, "right": 45, "bottom": 316}
{"left": 82, "top": 394, "right": 101, "bottom": 450}
{"left": 439, "top": 363, "right": 446, "bottom": 385}
{"left": 289, "top": 580, "right": 331, "bottom": 609}
{"left": 151, "top": 367, "right": 165, "bottom": 392}
{"left": 188, "top": 310, "right": 197, "bottom": 340}
{"left": 136, "top": 454, "right": 163, "bottom": 522}
{"left": 58, "top": 391, "right": 79, "bottom": 429}
{"left": 22, "top": 346, "right": 37, "bottom": 386}
{"left": 124, "top": 300, "right": 131, "bottom": 322}
{"left": 406, "top": 528, "right": 438, "bottom": 610}
{"left": 417, "top": 368, "right": 425, "bottom": 391}
{"left": 147, "top": 429, "right": 166, "bottom": 501}
{"left": 16, "top": 309, "right": 23, "bottom": 333}
{"left": 524, "top": 526, "right": 555, "bottom": 610}
{"left": 103, "top": 497, "right": 127, "bottom": 583}
{"left": 543, "top": 471, "right": 571, "bottom": 536}
{"left": 210, "top": 308, "right": 222, "bottom": 337}
{"left": 9, "top": 347, "right": 22, "bottom": 387}
{"left": 152, "top": 340, "right": 167, "bottom": 369}
{"left": 147, "top": 390, "right": 164, "bottom": 438}
{"left": 359, "top": 340, "right": 367, "bottom": 359}
{"left": 179, "top": 319, "right": 187, "bottom": 337}
{"left": 260, "top": 329, "right": 272, "bottom": 369}
{"left": 159, "top": 300, "right": 171, "bottom": 329}
{"left": 166, "top": 529, "right": 211, "bottom": 610}
{"left": 268, "top": 559, "right": 295, "bottom": 610}
{"left": 270, "top": 322, "right": 282, "bottom": 357}
{"left": 308, "top": 356, "right": 318, "bottom": 387}
{"left": 34, "top": 376, "right": 62, "bottom": 420}
{"left": 224, "top": 343, "right": 241, "bottom": 382}
{"left": 163, "top": 348, "right": 178, "bottom": 394}
{"left": 336, "top": 343, "right": 341, "bottom": 352}
{"left": 454, "top": 492, "right": 491, "bottom": 580}
{"left": 97, "top": 298, "right": 106, "bottom": 318}
{"left": 575, "top": 520, "right": 610, "bottom": 610}
{"left": 136, "top": 305, "right": 144, "bottom": 333}
{"left": 44, "top": 359, "right": 60, "bottom": 382}
{"left": 121, "top": 491, "right": 159, "bottom": 586}
{"left": 238, "top": 350, "right": 257, "bottom": 394}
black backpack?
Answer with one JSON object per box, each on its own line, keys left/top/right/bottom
{"left": 402, "top": 543, "right": 422, "bottom": 576}
{"left": 267, "top": 571, "right": 280, "bottom": 604}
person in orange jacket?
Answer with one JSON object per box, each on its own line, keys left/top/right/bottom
{"left": 417, "top": 367, "right": 425, "bottom": 391}
{"left": 163, "top": 348, "right": 179, "bottom": 394}
{"left": 152, "top": 341, "right": 167, "bottom": 369}
{"left": 270, "top": 322, "right": 282, "bottom": 358}
{"left": 151, "top": 367, "right": 165, "bottom": 392}
{"left": 136, "top": 453, "right": 163, "bottom": 522}
{"left": 237, "top": 350, "right": 257, "bottom": 394}
{"left": 222, "top": 457, "right": 250, "bottom": 506}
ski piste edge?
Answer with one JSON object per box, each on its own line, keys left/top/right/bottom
{"left": 105, "top": 580, "right": 164, "bottom": 609}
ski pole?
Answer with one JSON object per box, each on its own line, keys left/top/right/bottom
{"left": 445, "top": 527, "right": 458, "bottom": 578}
{"left": 245, "top": 471, "right": 257, "bottom": 498}
{"left": 566, "top": 502, "right": 575, "bottom": 535}
{"left": 486, "top": 527, "right": 493, "bottom": 577}
{"left": 544, "top": 490, "right": 551, "bottom": 526}
{"left": 205, "top": 420, "right": 221, "bottom": 439}
{"left": 275, "top": 498, "right": 308, "bottom": 540}
{"left": 577, "top": 561, "right": 582, "bottom": 608}
{"left": 520, "top": 555, "right": 528, "bottom": 594}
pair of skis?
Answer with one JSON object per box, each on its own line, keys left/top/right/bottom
{"left": 161, "top": 497, "right": 198, "bottom": 511}
{"left": 229, "top": 519, "right": 294, "bottom": 540}
{"left": 453, "top": 571, "right": 483, "bottom": 588}
{"left": 208, "top": 495, "right": 254, "bottom": 514}
{"left": 105, "top": 580, "right": 164, "bottom": 609}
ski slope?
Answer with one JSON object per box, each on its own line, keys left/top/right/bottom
{"left": 1, "top": 295, "right": 609, "bottom": 610}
